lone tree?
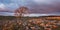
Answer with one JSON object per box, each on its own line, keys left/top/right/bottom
{"left": 14, "top": 6, "right": 29, "bottom": 19}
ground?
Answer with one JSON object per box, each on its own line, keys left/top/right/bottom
{"left": 0, "top": 16, "right": 60, "bottom": 30}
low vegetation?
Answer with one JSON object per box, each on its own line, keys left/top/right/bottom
{"left": 0, "top": 16, "right": 60, "bottom": 30}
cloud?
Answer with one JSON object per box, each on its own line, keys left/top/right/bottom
{"left": 0, "top": 12, "right": 14, "bottom": 16}
{"left": 33, "top": 0, "right": 48, "bottom": 3}
{"left": 6, "top": 3, "right": 19, "bottom": 10}
{"left": 32, "top": 0, "right": 60, "bottom": 4}
{"left": 0, "top": 3, "right": 13, "bottom": 12}
{"left": 0, "top": 3, "right": 6, "bottom": 10}
{"left": 0, "top": 0, "right": 60, "bottom": 14}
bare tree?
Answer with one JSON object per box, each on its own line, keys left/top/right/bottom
{"left": 14, "top": 6, "right": 29, "bottom": 19}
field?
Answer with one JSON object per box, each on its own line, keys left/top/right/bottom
{"left": 0, "top": 16, "right": 60, "bottom": 30}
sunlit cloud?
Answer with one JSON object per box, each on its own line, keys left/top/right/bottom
{"left": 0, "top": 3, "right": 6, "bottom": 10}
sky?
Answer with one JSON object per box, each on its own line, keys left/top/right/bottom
{"left": 0, "top": 0, "right": 60, "bottom": 16}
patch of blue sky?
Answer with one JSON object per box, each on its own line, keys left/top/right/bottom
{"left": 3, "top": 0, "right": 12, "bottom": 4}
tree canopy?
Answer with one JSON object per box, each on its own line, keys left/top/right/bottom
{"left": 14, "top": 6, "right": 29, "bottom": 18}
